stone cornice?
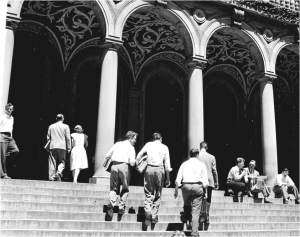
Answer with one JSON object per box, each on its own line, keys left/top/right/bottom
{"left": 217, "top": 0, "right": 299, "bottom": 25}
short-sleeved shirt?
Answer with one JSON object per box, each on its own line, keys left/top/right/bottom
{"left": 106, "top": 140, "right": 136, "bottom": 166}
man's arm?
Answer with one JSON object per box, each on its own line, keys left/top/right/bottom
{"left": 65, "top": 126, "right": 71, "bottom": 152}
{"left": 47, "top": 126, "right": 51, "bottom": 142}
{"left": 129, "top": 145, "right": 136, "bottom": 166}
{"left": 212, "top": 157, "right": 219, "bottom": 189}
{"left": 136, "top": 143, "right": 148, "bottom": 161}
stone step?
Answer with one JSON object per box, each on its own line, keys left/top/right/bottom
{"left": 1, "top": 191, "right": 297, "bottom": 206}
{"left": 1, "top": 210, "right": 299, "bottom": 223}
{"left": 2, "top": 200, "right": 298, "bottom": 214}
{"left": 1, "top": 229, "right": 299, "bottom": 237}
{"left": 1, "top": 219, "right": 299, "bottom": 231}
{"left": 0, "top": 185, "right": 226, "bottom": 198}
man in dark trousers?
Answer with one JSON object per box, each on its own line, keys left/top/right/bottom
{"left": 47, "top": 114, "right": 71, "bottom": 181}
{"left": 0, "top": 103, "right": 19, "bottom": 179}
{"left": 198, "top": 141, "right": 219, "bottom": 223}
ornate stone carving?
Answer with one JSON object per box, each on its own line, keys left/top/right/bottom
{"left": 232, "top": 7, "right": 244, "bottom": 27}
{"left": 294, "top": 25, "right": 300, "bottom": 44}
{"left": 193, "top": 9, "right": 206, "bottom": 25}
{"left": 263, "top": 29, "right": 274, "bottom": 43}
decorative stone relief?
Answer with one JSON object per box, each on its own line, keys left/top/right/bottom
{"left": 232, "top": 7, "right": 244, "bottom": 27}
{"left": 294, "top": 26, "right": 300, "bottom": 44}
{"left": 263, "top": 29, "right": 274, "bottom": 42}
{"left": 193, "top": 9, "right": 206, "bottom": 25}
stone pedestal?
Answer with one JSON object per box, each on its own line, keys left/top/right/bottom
{"left": 260, "top": 76, "right": 278, "bottom": 186}
{"left": 92, "top": 43, "right": 119, "bottom": 184}
{"left": 187, "top": 59, "right": 207, "bottom": 151}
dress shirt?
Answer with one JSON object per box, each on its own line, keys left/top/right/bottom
{"left": 227, "top": 166, "right": 246, "bottom": 182}
{"left": 244, "top": 167, "right": 259, "bottom": 178}
{"left": 0, "top": 114, "right": 14, "bottom": 134}
{"left": 136, "top": 140, "right": 172, "bottom": 171}
{"left": 273, "top": 174, "right": 295, "bottom": 187}
{"left": 106, "top": 140, "right": 136, "bottom": 166}
{"left": 175, "top": 157, "right": 208, "bottom": 188}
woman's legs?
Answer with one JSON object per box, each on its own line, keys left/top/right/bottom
{"left": 72, "top": 168, "right": 80, "bottom": 182}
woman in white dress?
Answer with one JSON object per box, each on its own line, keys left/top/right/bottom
{"left": 70, "top": 125, "right": 88, "bottom": 183}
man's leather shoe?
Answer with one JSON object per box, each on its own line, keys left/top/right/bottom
{"left": 145, "top": 212, "right": 152, "bottom": 226}
{"left": 247, "top": 191, "right": 253, "bottom": 197}
{"left": 283, "top": 199, "right": 289, "bottom": 204}
{"left": 295, "top": 199, "right": 300, "bottom": 204}
{"left": 107, "top": 203, "right": 114, "bottom": 218}
{"left": 264, "top": 198, "right": 272, "bottom": 203}
{"left": 228, "top": 189, "right": 234, "bottom": 196}
{"left": 2, "top": 175, "right": 11, "bottom": 179}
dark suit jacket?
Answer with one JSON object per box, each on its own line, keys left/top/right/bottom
{"left": 198, "top": 150, "right": 219, "bottom": 188}
{"left": 47, "top": 121, "right": 71, "bottom": 151}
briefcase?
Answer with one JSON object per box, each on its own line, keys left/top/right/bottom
{"left": 103, "top": 156, "right": 113, "bottom": 173}
{"left": 136, "top": 154, "right": 148, "bottom": 173}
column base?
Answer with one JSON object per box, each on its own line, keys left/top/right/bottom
{"left": 89, "top": 176, "right": 110, "bottom": 185}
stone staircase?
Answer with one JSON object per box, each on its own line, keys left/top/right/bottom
{"left": 0, "top": 179, "right": 299, "bottom": 237}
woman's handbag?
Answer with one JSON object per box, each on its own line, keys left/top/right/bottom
{"left": 135, "top": 153, "right": 148, "bottom": 173}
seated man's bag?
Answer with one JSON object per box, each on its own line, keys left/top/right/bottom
{"left": 103, "top": 156, "right": 113, "bottom": 173}
{"left": 135, "top": 153, "right": 148, "bottom": 173}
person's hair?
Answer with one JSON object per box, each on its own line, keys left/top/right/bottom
{"left": 152, "top": 132, "right": 162, "bottom": 141}
{"left": 236, "top": 157, "right": 245, "bottom": 165}
{"left": 190, "top": 148, "right": 199, "bottom": 157}
{"left": 249, "top": 160, "right": 256, "bottom": 165}
{"left": 125, "top": 131, "right": 138, "bottom": 140}
{"left": 5, "top": 103, "right": 13, "bottom": 110}
{"left": 200, "top": 141, "right": 208, "bottom": 149}
{"left": 282, "top": 168, "right": 289, "bottom": 172}
{"left": 56, "top": 114, "right": 64, "bottom": 121}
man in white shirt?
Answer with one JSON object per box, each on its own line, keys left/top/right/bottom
{"left": 174, "top": 148, "right": 208, "bottom": 237}
{"left": 273, "top": 168, "right": 299, "bottom": 204}
{"left": 105, "top": 130, "right": 138, "bottom": 218}
{"left": 47, "top": 114, "right": 71, "bottom": 181}
{"left": 136, "top": 132, "right": 171, "bottom": 226}
{"left": 0, "top": 103, "right": 19, "bottom": 179}
{"left": 227, "top": 157, "right": 249, "bottom": 197}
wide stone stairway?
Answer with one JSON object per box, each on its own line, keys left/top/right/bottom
{"left": 0, "top": 179, "right": 299, "bottom": 237}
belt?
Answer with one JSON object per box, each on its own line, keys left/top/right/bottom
{"left": 182, "top": 182, "right": 202, "bottom": 185}
{"left": 112, "top": 161, "right": 127, "bottom": 165}
{"left": 0, "top": 132, "right": 11, "bottom": 136}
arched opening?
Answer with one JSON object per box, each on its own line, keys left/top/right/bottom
{"left": 204, "top": 73, "right": 243, "bottom": 191}
{"left": 9, "top": 30, "right": 64, "bottom": 180}
{"left": 144, "top": 74, "right": 184, "bottom": 187}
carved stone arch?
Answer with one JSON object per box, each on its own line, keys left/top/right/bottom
{"left": 270, "top": 36, "right": 297, "bottom": 73}
{"left": 90, "top": 0, "right": 114, "bottom": 40}
{"left": 204, "top": 64, "right": 247, "bottom": 98}
{"left": 64, "top": 47, "right": 104, "bottom": 127}
{"left": 17, "top": 20, "right": 65, "bottom": 69}
{"left": 137, "top": 60, "right": 188, "bottom": 147}
{"left": 115, "top": 0, "right": 197, "bottom": 57}
{"left": 199, "top": 18, "right": 268, "bottom": 74}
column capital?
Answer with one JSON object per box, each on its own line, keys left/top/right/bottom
{"left": 6, "top": 15, "right": 21, "bottom": 32}
{"left": 186, "top": 56, "right": 207, "bottom": 70}
{"left": 100, "top": 37, "right": 123, "bottom": 51}
{"left": 256, "top": 72, "right": 277, "bottom": 83}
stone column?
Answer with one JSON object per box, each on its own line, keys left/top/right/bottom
{"left": 91, "top": 42, "right": 120, "bottom": 184}
{"left": 187, "top": 58, "right": 207, "bottom": 152}
{"left": 0, "top": 16, "right": 19, "bottom": 113}
{"left": 260, "top": 75, "right": 278, "bottom": 186}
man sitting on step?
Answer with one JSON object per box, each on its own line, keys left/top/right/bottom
{"left": 244, "top": 160, "right": 272, "bottom": 203}
{"left": 273, "top": 168, "right": 300, "bottom": 204}
{"left": 174, "top": 148, "right": 208, "bottom": 237}
{"left": 226, "top": 157, "right": 249, "bottom": 197}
